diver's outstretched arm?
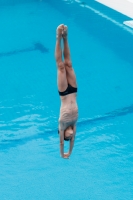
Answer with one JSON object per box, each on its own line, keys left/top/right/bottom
{"left": 60, "top": 126, "right": 76, "bottom": 158}
{"left": 60, "top": 130, "right": 71, "bottom": 159}
{"left": 59, "top": 130, "right": 64, "bottom": 158}
{"left": 68, "top": 125, "right": 76, "bottom": 156}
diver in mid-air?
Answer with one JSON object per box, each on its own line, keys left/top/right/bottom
{"left": 55, "top": 24, "right": 78, "bottom": 159}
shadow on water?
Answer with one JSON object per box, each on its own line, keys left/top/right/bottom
{"left": 1, "top": 103, "right": 133, "bottom": 150}
{"left": 78, "top": 104, "right": 133, "bottom": 127}
{"left": 0, "top": 42, "right": 49, "bottom": 58}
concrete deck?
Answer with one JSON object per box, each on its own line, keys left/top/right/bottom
{"left": 95, "top": 0, "right": 133, "bottom": 19}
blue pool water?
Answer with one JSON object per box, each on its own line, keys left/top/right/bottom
{"left": 0, "top": 0, "right": 133, "bottom": 199}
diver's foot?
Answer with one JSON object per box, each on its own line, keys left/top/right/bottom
{"left": 56, "top": 24, "right": 64, "bottom": 40}
{"left": 62, "top": 25, "right": 68, "bottom": 40}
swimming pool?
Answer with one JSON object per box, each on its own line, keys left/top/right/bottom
{"left": 0, "top": 0, "right": 133, "bottom": 199}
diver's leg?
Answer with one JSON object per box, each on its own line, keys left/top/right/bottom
{"left": 55, "top": 24, "right": 67, "bottom": 92}
{"left": 63, "top": 25, "right": 77, "bottom": 88}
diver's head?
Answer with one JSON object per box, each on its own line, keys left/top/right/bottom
{"left": 64, "top": 126, "right": 74, "bottom": 141}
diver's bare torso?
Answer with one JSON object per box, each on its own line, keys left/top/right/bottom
{"left": 59, "top": 93, "right": 78, "bottom": 130}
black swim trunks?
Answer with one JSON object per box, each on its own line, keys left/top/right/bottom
{"left": 58, "top": 84, "right": 77, "bottom": 96}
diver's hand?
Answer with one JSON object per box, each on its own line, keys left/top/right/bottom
{"left": 63, "top": 153, "right": 70, "bottom": 159}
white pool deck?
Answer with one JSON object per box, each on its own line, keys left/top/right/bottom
{"left": 95, "top": 0, "right": 133, "bottom": 18}
{"left": 95, "top": 0, "right": 133, "bottom": 28}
